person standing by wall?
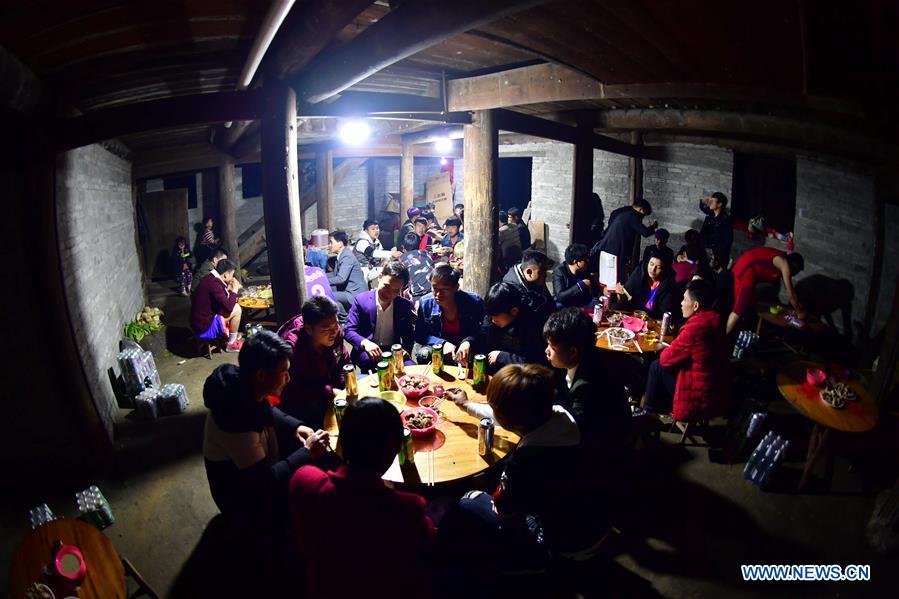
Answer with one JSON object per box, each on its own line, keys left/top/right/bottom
{"left": 699, "top": 192, "right": 734, "bottom": 265}
{"left": 591, "top": 198, "right": 658, "bottom": 283}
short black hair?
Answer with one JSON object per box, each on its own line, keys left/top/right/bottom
{"left": 363, "top": 219, "right": 379, "bottom": 230}
{"left": 454, "top": 203, "right": 464, "bottom": 210}
{"left": 402, "top": 232, "right": 420, "bottom": 252}
{"left": 484, "top": 282, "right": 524, "bottom": 316}
{"left": 564, "top": 243, "right": 589, "bottom": 264}
{"left": 634, "top": 198, "right": 653, "bottom": 216}
{"left": 498, "top": 210, "right": 508, "bottom": 222}
{"left": 683, "top": 229, "right": 700, "bottom": 245}
{"left": 655, "top": 228, "right": 670, "bottom": 243}
{"left": 685, "top": 278, "right": 716, "bottom": 310}
{"left": 414, "top": 217, "right": 428, "bottom": 226}
{"left": 238, "top": 330, "right": 292, "bottom": 378}
{"left": 212, "top": 248, "right": 228, "bottom": 260}
{"left": 175, "top": 236, "right": 187, "bottom": 246}
{"left": 507, "top": 207, "right": 521, "bottom": 220}
{"left": 711, "top": 191, "right": 728, "bottom": 208}
{"left": 381, "top": 260, "right": 410, "bottom": 284}
{"left": 430, "top": 263, "right": 461, "bottom": 286}
{"left": 422, "top": 212, "right": 436, "bottom": 222}
{"left": 340, "top": 397, "right": 403, "bottom": 471}
{"left": 445, "top": 217, "right": 462, "bottom": 228}
{"left": 683, "top": 245, "right": 702, "bottom": 262}
{"left": 330, "top": 230, "right": 349, "bottom": 246}
{"left": 645, "top": 248, "right": 670, "bottom": 266}
{"left": 787, "top": 252, "right": 805, "bottom": 274}
{"left": 215, "top": 259, "right": 237, "bottom": 275}
{"left": 521, "top": 249, "right": 550, "bottom": 269}
{"left": 301, "top": 295, "right": 339, "bottom": 328}
{"left": 543, "top": 307, "right": 596, "bottom": 354}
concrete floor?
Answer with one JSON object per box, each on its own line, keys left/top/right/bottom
{"left": 3, "top": 279, "right": 897, "bottom": 597}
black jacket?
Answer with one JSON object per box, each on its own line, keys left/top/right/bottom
{"left": 591, "top": 206, "right": 656, "bottom": 277}
{"left": 502, "top": 265, "right": 554, "bottom": 327}
{"left": 641, "top": 244, "right": 674, "bottom": 271}
{"left": 699, "top": 202, "right": 734, "bottom": 262}
{"left": 552, "top": 262, "right": 592, "bottom": 308}
{"left": 475, "top": 306, "right": 547, "bottom": 373}
{"left": 203, "top": 364, "right": 318, "bottom": 528}
{"left": 616, "top": 268, "right": 678, "bottom": 321}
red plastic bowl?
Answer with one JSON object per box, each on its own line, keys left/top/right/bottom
{"left": 806, "top": 367, "right": 827, "bottom": 387}
{"left": 397, "top": 374, "right": 431, "bottom": 401}
{"left": 402, "top": 407, "right": 438, "bottom": 437}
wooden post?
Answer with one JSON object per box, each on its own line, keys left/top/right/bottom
{"left": 316, "top": 150, "right": 334, "bottom": 231}
{"left": 218, "top": 158, "right": 239, "bottom": 273}
{"left": 463, "top": 110, "right": 498, "bottom": 298}
{"left": 873, "top": 275, "right": 899, "bottom": 406}
{"left": 570, "top": 115, "right": 594, "bottom": 244}
{"left": 261, "top": 81, "right": 306, "bottom": 324}
{"left": 401, "top": 138, "right": 414, "bottom": 218}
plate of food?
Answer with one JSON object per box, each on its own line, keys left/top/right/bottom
{"left": 606, "top": 312, "right": 624, "bottom": 327}
{"left": 398, "top": 374, "right": 431, "bottom": 401}
{"left": 820, "top": 382, "right": 857, "bottom": 409}
{"left": 402, "top": 407, "right": 438, "bottom": 437}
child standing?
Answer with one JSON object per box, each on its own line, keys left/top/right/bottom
{"left": 173, "top": 237, "right": 194, "bottom": 296}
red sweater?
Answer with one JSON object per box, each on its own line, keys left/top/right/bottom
{"left": 190, "top": 273, "right": 237, "bottom": 333}
{"left": 289, "top": 464, "right": 436, "bottom": 598}
{"left": 659, "top": 309, "right": 730, "bottom": 421}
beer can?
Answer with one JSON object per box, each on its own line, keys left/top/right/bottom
{"left": 377, "top": 360, "right": 391, "bottom": 391}
{"left": 383, "top": 351, "right": 394, "bottom": 385}
{"left": 399, "top": 427, "right": 415, "bottom": 465}
{"left": 391, "top": 344, "right": 405, "bottom": 376}
{"left": 343, "top": 364, "right": 358, "bottom": 402}
{"left": 458, "top": 362, "right": 469, "bottom": 381}
{"left": 478, "top": 418, "right": 495, "bottom": 456}
{"left": 746, "top": 412, "right": 766, "bottom": 438}
{"left": 593, "top": 304, "right": 602, "bottom": 325}
{"left": 334, "top": 398, "right": 347, "bottom": 425}
{"left": 473, "top": 354, "right": 487, "bottom": 385}
{"left": 431, "top": 343, "right": 444, "bottom": 374}
{"left": 660, "top": 312, "right": 672, "bottom": 337}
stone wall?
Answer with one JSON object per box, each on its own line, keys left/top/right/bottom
{"left": 57, "top": 145, "right": 144, "bottom": 435}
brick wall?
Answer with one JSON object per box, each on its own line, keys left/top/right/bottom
{"left": 592, "top": 149, "right": 631, "bottom": 222}
{"left": 57, "top": 145, "right": 144, "bottom": 435}
{"left": 875, "top": 204, "right": 899, "bottom": 331}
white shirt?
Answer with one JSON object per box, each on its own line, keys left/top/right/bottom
{"left": 373, "top": 296, "right": 395, "bottom": 347}
{"left": 566, "top": 363, "right": 579, "bottom": 389}
{"left": 355, "top": 230, "right": 393, "bottom": 260}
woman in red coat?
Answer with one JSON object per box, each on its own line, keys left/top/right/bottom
{"left": 643, "top": 279, "right": 730, "bottom": 421}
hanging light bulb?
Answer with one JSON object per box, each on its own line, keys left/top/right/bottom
{"left": 339, "top": 120, "right": 371, "bottom": 146}
{"left": 434, "top": 137, "right": 452, "bottom": 153}
{"left": 440, "top": 157, "right": 448, "bottom": 166}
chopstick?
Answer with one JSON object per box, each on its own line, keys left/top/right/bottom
{"left": 632, "top": 338, "right": 643, "bottom": 354}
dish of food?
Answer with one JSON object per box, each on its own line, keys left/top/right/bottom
{"left": 603, "top": 327, "right": 636, "bottom": 342}
{"left": 606, "top": 313, "right": 624, "bottom": 327}
{"left": 402, "top": 407, "right": 438, "bottom": 436}
{"left": 820, "top": 382, "right": 857, "bottom": 408}
{"left": 397, "top": 374, "right": 431, "bottom": 401}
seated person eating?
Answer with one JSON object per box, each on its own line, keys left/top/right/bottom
{"left": 277, "top": 296, "right": 351, "bottom": 429}
{"left": 345, "top": 261, "right": 415, "bottom": 372}
{"left": 190, "top": 258, "right": 243, "bottom": 351}
{"left": 607, "top": 252, "right": 677, "bottom": 321}
{"left": 414, "top": 263, "right": 484, "bottom": 366}
{"left": 552, "top": 243, "right": 594, "bottom": 308}
{"left": 475, "top": 282, "right": 547, "bottom": 374}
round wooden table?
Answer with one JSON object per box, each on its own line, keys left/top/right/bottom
{"left": 776, "top": 360, "right": 879, "bottom": 490}
{"left": 8, "top": 519, "right": 126, "bottom": 599}
{"left": 755, "top": 304, "right": 827, "bottom": 335}
{"left": 327, "top": 365, "right": 519, "bottom": 487}
{"left": 594, "top": 311, "right": 672, "bottom": 354}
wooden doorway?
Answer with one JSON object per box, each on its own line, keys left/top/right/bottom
{"left": 139, "top": 189, "right": 189, "bottom": 280}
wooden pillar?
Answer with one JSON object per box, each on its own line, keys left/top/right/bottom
{"left": 401, "top": 138, "right": 414, "bottom": 218}
{"left": 463, "top": 109, "right": 498, "bottom": 298}
{"left": 570, "top": 115, "right": 594, "bottom": 244}
{"left": 316, "top": 150, "right": 333, "bottom": 231}
{"left": 218, "top": 158, "right": 239, "bottom": 272}
{"left": 873, "top": 275, "right": 899, "bottom": 405}
{"left": 261, "top": 81, "right": 306, "bottom": 324}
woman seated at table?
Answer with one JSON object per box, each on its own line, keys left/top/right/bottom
{"left": 607, "top": 252, "right": 677, "bottom": 321}
{"left": 289, "top": 397, "right": 436, "bottom": 598}
{"left": 414, "top": 263, "right": 484, "bottom": 366}
{"left": 345, "top": 261, "right": 415, "bottom": 372}
{"left": 475, "top": 282, "right": 547, "bottom": 374}
{"left": 440, "top": 364, "right": 609, "bottom": 572}
{"left": 277, "top": 296, "right": 351, "bottom": 429}
{"left": 642, "top": 279, "right": 731, "bottom": 421}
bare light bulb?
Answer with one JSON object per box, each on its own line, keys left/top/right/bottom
{"left": 339, "top": 120, "right": 371, "bottom": 146}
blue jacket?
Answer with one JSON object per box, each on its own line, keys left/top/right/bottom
{"left": 414, "top": 290, "right": 484, "bottom": 347}
{"left": 345, "top": 290, "right": 414, "bottom": 354}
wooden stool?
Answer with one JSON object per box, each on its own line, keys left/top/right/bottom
{"left": 671, "top": 419, "right": 709, "bottom": 446}
{"left": 123, "top": 556, "right": 160, "bottom": 599}
{"left": 189, "top": 331, "right": 220, "bottom": 359}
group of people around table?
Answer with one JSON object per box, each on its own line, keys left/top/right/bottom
{"left": 195, "top": 190, "right": 816, "bottom": 595}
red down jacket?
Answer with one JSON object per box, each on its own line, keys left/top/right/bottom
{"left": 659, "top": 309, "right": 730, "bottom": 421}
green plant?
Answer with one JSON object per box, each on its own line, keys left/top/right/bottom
{"left": 124, "top": 306, "right": 164, "bottom": 341}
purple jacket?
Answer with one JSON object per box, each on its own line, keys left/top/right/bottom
{"left": 345, "top": 290, "right": 414, "bottom": 355}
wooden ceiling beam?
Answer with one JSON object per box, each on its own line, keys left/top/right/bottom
{"left": 290, "top": 0, "right": 547, "bottom": 104}
{"left": 493, "top": 109, "right": 639, "bottom": 157}
{"left": 56, "top": 90, "right": 263, "bottom": 152}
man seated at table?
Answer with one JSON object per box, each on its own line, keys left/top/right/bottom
{"left": 502, "top": 249, "right": 554, "bottom": 326}
{"left": 440, "top": 217, "right": 463, "bottom": 250}
{"left": 327, "top": 230, "right": 368, "bottom": 314}
{"left": 277, "top": 296, "right": 351, "bottom": 429}
{"left": 643, "top": 279, "right": 730, "bottom": 421}
{"left": 607, "top": 252, "right": 677, "bottom": 321}
{"left": 203, "top": 331, "right": 333, "bottom": 530}
{"left": 399, "top": 232, "right": 434, "bottom": 302}
{"left": 345, "top": 261, "right": 415, "bottom": 372}
{"left": 399, "top": 206, "right": 422, "bottom": 241}
{"left": 475, "top": 282, "right": 546, "bottom": 374}
{"left": 441, "top": 365, "right": 609, "bottom": 570}
{"left": 727, "top": 246, "right": 805, "bottom": 335}
{"left": 553, "top": 243, "right": 593, "bottom": 308}
{"left": 693, "top": 249, "right": 734, "bottom": 320}
{"left": 354, "top": 219, "right": 401, "bottom": 282}
{"left": 640, "top": 228, "right": 674, "bottom": 273}
{"left": 193, "top": 248, "right": 227, "bottom": 294}
{"left": 190, "top": 258, "right": 244, "bottom": 351}
{"left": 414, "top": 263, "right": 483, "bottom": 366}
{"left": 289, "top": 397, "right": 435, "bottom": 599}
{"left": 542, "top": 307, "right": 629, "bottom": 482}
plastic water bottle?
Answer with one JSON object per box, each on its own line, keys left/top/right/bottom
{"left": 758, "top": 440, "right": 790, "bottom": 488}
{"left": 743, "top": 432, "right": 773, "bottom": 479}
{"left": 750, "top": 436, "right": 783, "bottom": 484}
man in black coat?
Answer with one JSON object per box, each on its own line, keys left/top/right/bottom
{"left": 475, "top": 282, "right": 547, "bottom": 373}
{"left": 591, "top": 198, "right": 658, "bottom": 283}
{"left": 502, "top": 249, "right": 554, "bottom": 327}
{"left": 699, "top": 192, "right": 734, "bottom": 264}
{"left": 553, "top": 243, "right": 593, "bottom": 308}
